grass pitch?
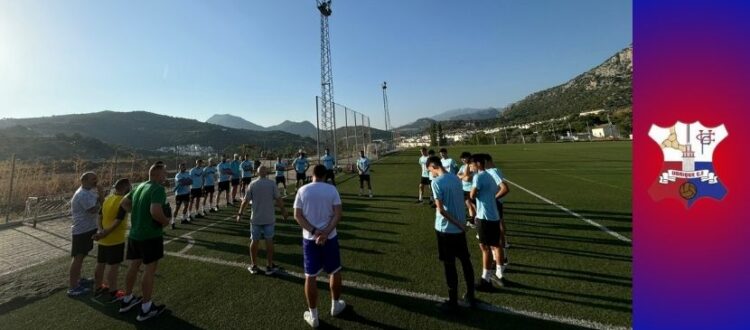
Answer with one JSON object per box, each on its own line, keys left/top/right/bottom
{"left": 0, "top": 142, "right": 631, "bottom": 329}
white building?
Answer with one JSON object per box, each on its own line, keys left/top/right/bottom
{"left": 591, "top": 124, "right": 620, "bottom": 138}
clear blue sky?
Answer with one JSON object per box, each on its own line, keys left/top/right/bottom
{"left": 0, "top": 0, "right": 631, "bottom": 128}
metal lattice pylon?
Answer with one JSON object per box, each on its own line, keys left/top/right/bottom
{"left": 317, "top": 0, "right": 336, "bottom": 159}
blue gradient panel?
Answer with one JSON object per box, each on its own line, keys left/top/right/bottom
{"left": 635, "top": 0, "right": 750, "bottom": 329}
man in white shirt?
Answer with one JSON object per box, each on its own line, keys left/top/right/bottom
{"left": 293, "top": 165, "right": 346, "bottom": 328}
{"left": 68, "top": 171, "right": 104, "bottom": 296}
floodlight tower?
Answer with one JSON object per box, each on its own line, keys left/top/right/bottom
{"left": 317, "top": 0, "right": 336, "bottom": 159}
{"left": 381, "top": 81, "right": 393, "bottom": 141}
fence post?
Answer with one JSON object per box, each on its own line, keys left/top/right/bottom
{"left": 5, "top": 154, "right": 16, "bottom": 224}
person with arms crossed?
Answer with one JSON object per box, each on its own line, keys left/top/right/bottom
{"left": 417, "top": 147, "right": 431, "bottom": 204}
{"left": 117, "top": 163, "right": 170, "bottom": 321}
{"left": 439, "top": 148, "right": 459, "bottom": 174}
{"left": 293, "top": 165, "right": 346, "bottom": 328}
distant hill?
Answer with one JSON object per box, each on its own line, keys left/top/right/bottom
{"left": 395, "top": 118, "right": 437, "bottom": 134}
{"left": 206, "top": 115, "right": 318, "bottom": 138}
{"left": 0, "top": 111, "right": 316, "bottom": 153}
{"left": 500, "top": 46, "right": 632, "bottom": 124}
{"left": 432, "top": 107, "right": 502, "bottom": 121}
{"left": 395, "top": 45, "right": 632, "bottom": 133}
{"left": 0, "top": 126, "right": 139, "bottom": 160}
{"left": 266, "top": 120, "right": 317, "bottom": 139}
{"left": 206, "top": 114, "right": 265, "bottom": 131}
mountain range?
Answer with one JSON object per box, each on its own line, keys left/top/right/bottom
{"left": 0, "top": 111, "right": 316, "bottom": 159}
{"left": 396, "top": 45, "right": 632, "bottom": 132}
{"left": 206, "top": 114, "right": 318, "bottom": 138}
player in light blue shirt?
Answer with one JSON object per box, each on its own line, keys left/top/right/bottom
{"left": 439, "top": 148, "right": 459, "bottom": 175}
{"left": 240, "top": 155, "right": 254, "bottom": 195}
{"left": 426, "top": 155, "right": 476, "bottom": 310}
{"left": 203, "top": 158, "right": 218, "bottom": 213}
{"left": 274, "top": 156, "right": 288, "bottom": 196}
{"left": 189, "top": 159, "right": 206, "bottom": 219}
{"left": 456, "top": 151, "right": 476, "bottom": 226}
{"left": 293, "top": 152, "right": 310, "bottom": 191}
{"left": 174, "top": 163, "right": 192, "bottom": 226}
{"left": 417, "top": 147, "right": 432, "bottom": 204}
{"left": 320, "top": 148, "right": 337, "bottom": 185}
{"left": 484, "top": 153, "right": 511, "bottom": 255}
{"left": 216, "top": 156, "right": 233, "bottom": 208}
{"left": 470, "top": 154, "right": 505, "bottom": 289}
{"left": 357, "top": 150, "right": 373, "bottom": 198}
{"left": 230, "top": 154, "right": 242, "bottom": 203}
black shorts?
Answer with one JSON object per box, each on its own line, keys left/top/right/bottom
{"left": 242, "top": 177, "right": 252, "bottom": 184}
{"left": 218, "top": 181, "right": 230, "bottom": 192}
{"left": 436, "top": 231, "right": 470, "bottom": 261}
{"left": 204, "top": 185, "right": 215, "bottom": 194}
{"left": 176, "top": 193, "right": 190, "bottom": 204}
{"left": 420, "top": 177, "right": 431, "bottom": 185}
{"left": 126, "top": 237, "right": 164, "bottom": 265}
{"left": 325, "top": 169, "right": 335, "bottom": 180}
{"left": 191, "top": 188, "right": 203, "bottom": 199}
{"left": 496, "top": 200, "right": 503, "bottom": 221}
{"left": 476, "top": 219, "right": 501, "bottom": 246}
{"left": 231, "top": 178, "right": 240, "bottom": 186}
{"left": 71, "top": 229, "right": 96, "bottom": 257}
{"left": 296, "top": 172, "right": 306, "bottom": 181}
{"left": 97, "top": 243, "right": 125, "bottom": 265}
{"left": 276, "top": 176, "right": 286, "bottom": 184}
{"left": 359, "top": 174, "right": 371, "bottom": 183}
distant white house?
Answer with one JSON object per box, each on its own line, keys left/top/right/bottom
{"left": 591, "top": 124, "right": 620, "bottom": 138}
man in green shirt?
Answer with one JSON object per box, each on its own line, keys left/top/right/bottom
{"left": 117, "top": 163, "right": 170, "bottom": 322}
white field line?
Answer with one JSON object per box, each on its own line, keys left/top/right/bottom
{"left": 503, "top": 179, "right": 632, "bottom": 244}
{"left": 177, "top": 236, "right": 194, "bottom": 254}
{"left": 163, "top": 216, "right": 231, "bottom": 246}
{"left": 166, "top": 251, "right": 630, "bottom": 330}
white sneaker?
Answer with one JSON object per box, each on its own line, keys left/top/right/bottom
{"left": 303, "top": 311, "right": 319, "bottom": 328}
{"left": 331, "top": 300, "right": 346, "bottom": 317}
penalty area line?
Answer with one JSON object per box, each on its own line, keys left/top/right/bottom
{"left": 166, "top": 252, "right": 630, "bottom": 330}
{"left": 503, "top": 178, "right": 631, "bottom": 244}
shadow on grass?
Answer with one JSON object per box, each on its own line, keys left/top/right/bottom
{"left": 74, "top": 296, "right": 203, "bottom": 329}
{"left": 507, "top": 263, "right": 631, "bottom": 287}
{"left": 512, "top": 243, "right": 631, "bottom": 262}
{"left": 0, "top": 287, "right": 66, "bottom": 315}
{"left": 500, "top": 279, "right": 632, "bottom": 314}
{"left": 272, "top": 274, "right": 590, "bottom": 330}
{"left": 505, "top": 220, "right": 631, "bottom": 234}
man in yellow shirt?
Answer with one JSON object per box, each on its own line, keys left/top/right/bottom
{"left": 92, "top": 178, "right": 131, "bottom": 301}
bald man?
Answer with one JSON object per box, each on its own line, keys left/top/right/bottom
{"left": 118, "top": 163, "right": 170, "bottom": 321}
{"left": 68, "top": 171, "right": 104, "bottom": 297}
{"left": 237, "top": 165, "right": 287, "bottom": 275}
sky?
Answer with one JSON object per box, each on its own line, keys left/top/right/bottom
{"left": 0, "top": 0, "right": 631, "bottom": 129}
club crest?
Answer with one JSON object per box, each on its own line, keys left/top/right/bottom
{"left": 648, "top": 122, "right": 728, "bottom": 207}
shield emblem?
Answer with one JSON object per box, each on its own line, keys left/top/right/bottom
{"left": 648, "top": 121, "right": 728, "bottom": 207}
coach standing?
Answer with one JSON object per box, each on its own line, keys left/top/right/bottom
{"left": 294, "top": 165, "right": 346, "bottom": 328}
{"left": 118, "top": 163, "right": 170, "bottom": 321}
